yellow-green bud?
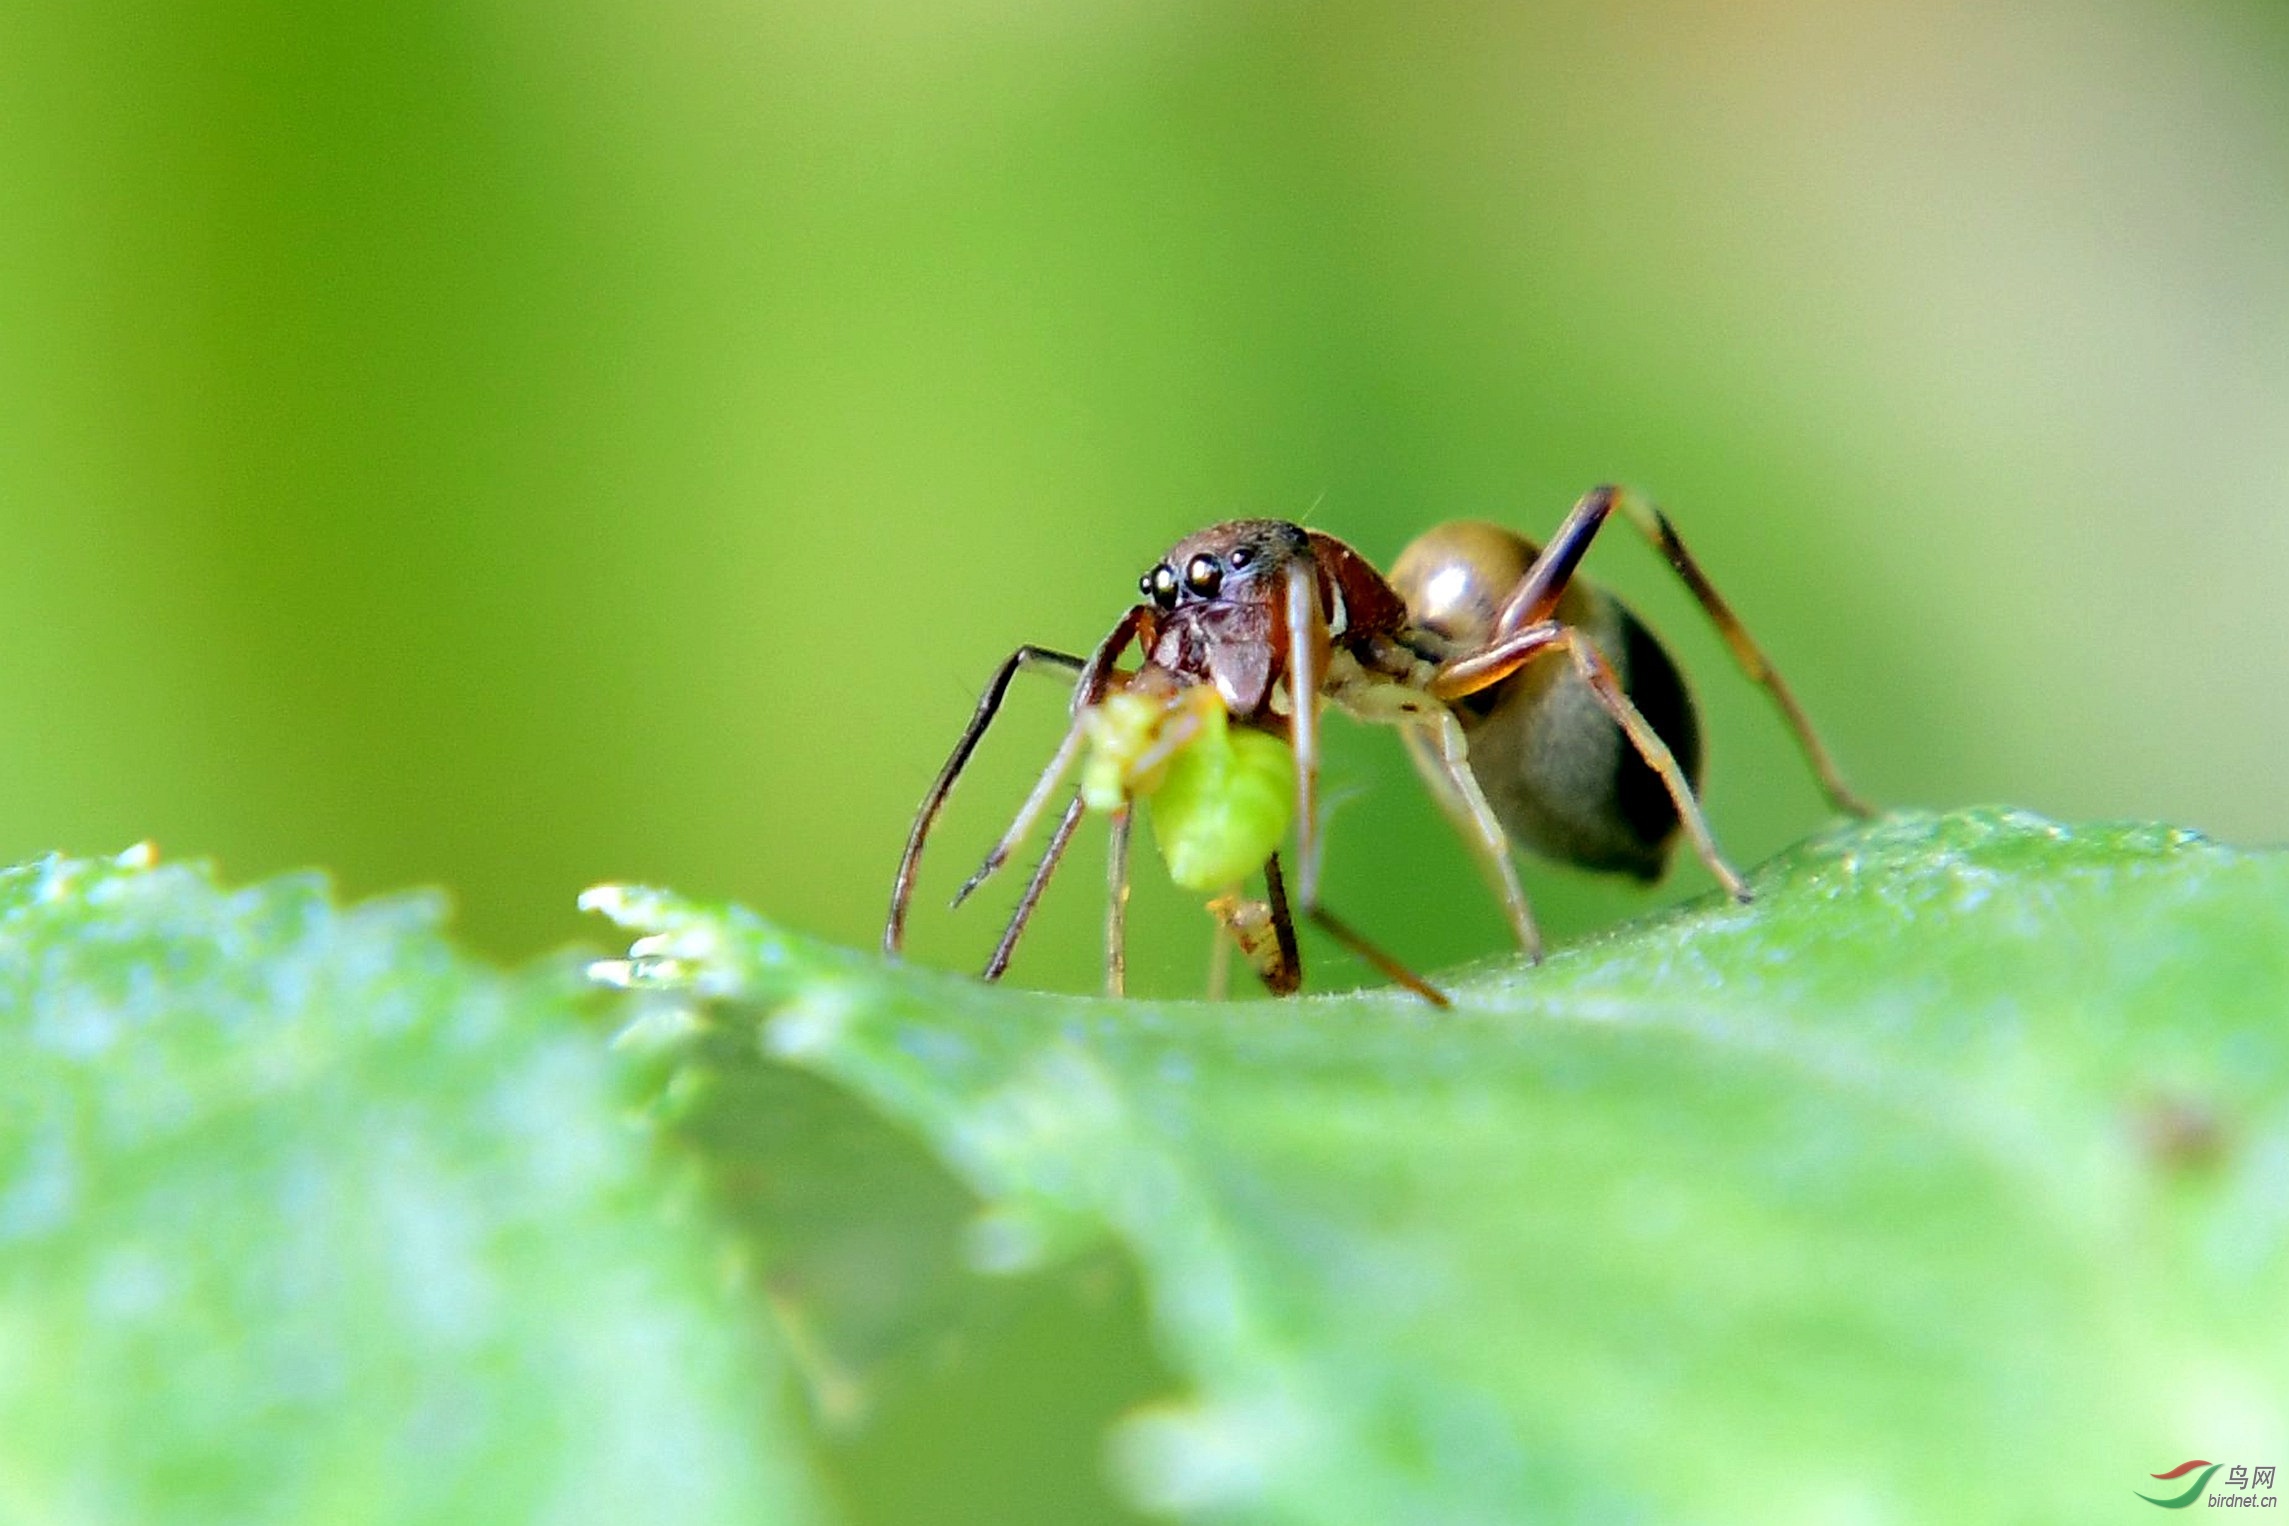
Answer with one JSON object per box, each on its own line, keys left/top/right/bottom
{"left": 1150, "top": 718, "right": 1295, "bottom": 893}
{"left": 1079, "top": 685, "right": 1296, "bottom": 891}
{"left": 1079, "top": 690, "right": 1167, "bottom": 813}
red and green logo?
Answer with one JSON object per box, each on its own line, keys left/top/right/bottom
{"left": 2140, "top": 1460, "right": 2222, "bottom": 1508}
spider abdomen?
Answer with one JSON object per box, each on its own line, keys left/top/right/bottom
{"left": 1464, "top": 597, "right": 1700, "bottom": 877}
{"left": 1390, "top": 521, "right": 1704, "bottom": 879}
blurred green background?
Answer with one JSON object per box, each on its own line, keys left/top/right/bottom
{"left": 2, "top": 0, "right": 2285, "bottom": 998}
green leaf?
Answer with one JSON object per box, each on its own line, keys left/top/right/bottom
{"left": 590, "top": 808, "right": 2289, "bottom": 1525}
{"left": 0, "top": 848, "right": 823, "bottom": 1526}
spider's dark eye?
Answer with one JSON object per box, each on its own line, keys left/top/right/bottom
{"left": 1228, "top": 547, "right": 1252, "bottom": 570}
{"left": 1185, "top": 555, "right": 1223, "bottom": 597}
{"left": 1147, "top": 564, "right": 1179, "bottom": 608}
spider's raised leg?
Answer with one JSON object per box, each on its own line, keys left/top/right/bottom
{"left": 887, "top": 644, "right": 1085, "bottom": 955}
{"left": 1493, "top": 485, "right": 1870, "bottom": 818}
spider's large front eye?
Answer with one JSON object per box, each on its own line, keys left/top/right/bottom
{"left": 1146, "top": 564, "right": 1179, "bottom": 608}
{"left": 1185, "top": 555, "right": 1223, "bottom": 597}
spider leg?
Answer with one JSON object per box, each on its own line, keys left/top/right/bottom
{"left": 887, "top": 645, "right": 1085, "bottom": 955}
{"left": 1398, "top": 717, "right": 1543, "bottom": 962}
{"left": 947, "top": 608, "right": 1151, "bottom": 910}
{"left": 981, "top": 790, "right": 1087, "bottom": 981}
{"left": 1282, "top": 560, "right": 1450, "bottom": 1007}
{"left": 1552, "top": 628, "right": 1751, "bottom": 903}
{"left": 1492, "top": 485, "right": 1871, "bottom": 818}
{"left": 1105, "top": 802, "right": 1134, "bottom": 996}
